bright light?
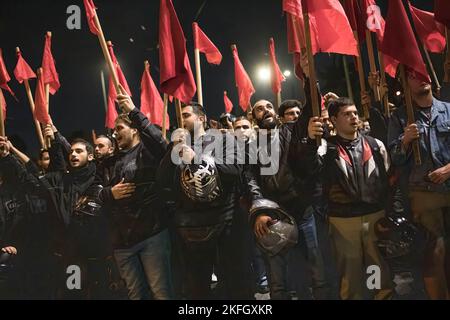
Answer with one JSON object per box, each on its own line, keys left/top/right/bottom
{"left": 396, "top": 91, "right": 401, "bottom": 96}
{"left": 257, "top": 66, "right": 271, "bottom": 82}
{"left": 283, "top": 70, "right": 291, "bottom": 77}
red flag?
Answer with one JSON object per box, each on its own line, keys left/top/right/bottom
{"left": 105, "top": 43, "right": 132, "bottom": 129}
{"left": 343, "top": 0, "right": 366, "bottom": 43}
{"left": 269, "top": 38, "right": 286, "bottom": 94}
{"left": 34, "top": 70, "right": 50, "bottom": 125}
{"left": 141, "top": 63, "right": 169, "bottom": 130}
{"left": 106, "top": 78, "right": 118, "bottom": 129}
{"left": 363, "top": 0, "right": 386, "bottom": 41}
{"left": 14, "top": 50, "right": 36, "bottom": 84}
{"left": 434, "top": 0, "right": 450, "bottom": 29}
{"left": 286, "top": 13, "right": 304, "bottom": 79}
{"left": 409, "top": 3, "right": 446, "bottom": 53}
{"left": 223, "top": 91, "right": 233, "bottom": 113}
{"left": 83, "top": 0, "right": 100, "bottom": 35}
{"left": 283, "top": 0, "right": 358, "bottom": 56}
{"left": 380, "top": 0, "right": 430, "bottom": 82}
{"left": 42, "top": 33, "right": 61, "bottom": 94}
{"left": 192, "top": 23, "right": 222, "bottom": 65}
{"left": 232, "top": 46, "right": 255, "bottom": 112}
{"left": 159, "top": 0, "right": 196, "bottom": 104}
{"left": 0, "top": 49, "right": 15, "bottom": 98}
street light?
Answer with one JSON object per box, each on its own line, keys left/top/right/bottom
{"left": 283, "top": 70, "right": 291, "bottom": 78}
{"left": 257, "top": 66, "right": 271, "bottom": 82}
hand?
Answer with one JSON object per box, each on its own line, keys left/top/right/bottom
{"left": 308, "top": 117, "right": 324, "bottom": 140}
{"left": 43, "top": 124, "right": 55, "bottom": 141}
{"left": 323, "top": 92, "right": 339, "bottom": 104}
{"left": 428, "top": 165, "right": 450, "bottom": 185}
{"left": 171, "top": 128, "right": 189, "bottom": 146}
{"left": 361, "top": 91, "right": 371, "bottom": 107}
{"left": 116, "top": 84, "right": 136, "bottom": 114}
{"left": 368, "top": 71, "right": 380, "bottom": 89}
{"left": 254, "top": 215, "right": 273, "bottom": 238}
{"left": 111, "top": 178, "right": 136, "bottom": 200}
{"left": 180, "top": 145, "right": 196, "bottom": 163}
{"left": 0, "top": 137, "right": 10, "bottom": 158}
{"left": 402, "top": 123, "right": 420, "bottom": 148}
{"left": 1, "top": 246, "right": 17, "bottom": 255}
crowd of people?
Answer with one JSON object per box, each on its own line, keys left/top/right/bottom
{"left": 0, "top": 63, "right": 450, "bottom": 301}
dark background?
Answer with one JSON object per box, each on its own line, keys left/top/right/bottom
{"left": 0, "top": 0, "right": 437, "bottom": 155}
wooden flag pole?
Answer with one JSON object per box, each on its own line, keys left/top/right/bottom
{"left": 175, "top": 99, "right": 184, "bottom": 129}
{"left": 301, "top": 0, "right": 321, "bottom": 146}
{"left": 91, "top": 129, "right": 97, "bottom": 143}
{"left": 276, "top": 92, "right": 282, "bottom": 113}
{"left": 194, "top": 48, "right": 203, "bottom": 106}
{"left": 422, "top": 44, "right": 441, "bottom": 97}
{"left": 365, "top": 30, "right": 381, "bottom": 102}
{"left": 377, "top": 48, "right": 390, "bottom": 117}
{"left": 353, "top": 31, "right": 371, "bottom": 120}
{"left": 162, "top": 94, "right": 168, "bottom": 140}
{"left": 444, "top": 27, "right": 450, "bottom": 83}
{"left": 0, "top": 88, "right": 5, "bottom": 136}
{"left": 100, "top": 70, "right": 108, "bottom": 112}
{"left": 37, "top": 68, "right": 52, "bottom": 149}
{"left": 16, "top": 47, "right": 45, "bottom": 150}
{"left": 91, "top": 8, "right": 120, "bottom": 94}
{"left": 342, "top": 56, "right": 354, "bottom": 100}
{"left": 399, "top": 64, "right": 421, "bottom": 165}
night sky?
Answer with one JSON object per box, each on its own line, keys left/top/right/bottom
{"left": 0, "top": 0, "right": 437, "bottom": 155}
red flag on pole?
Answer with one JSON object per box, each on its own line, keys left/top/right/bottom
{"left": 34, "top": 70, "right": 50, "bottom": 125}
{"left": 363, "top": 0, "right": 386, "bottom": 41}
{"left": 380, "top": 0, "right": 430, "bottom": 82}
{"left": 106, "top": 78, "right": 118, "bottom": 129}
{"left": 0, "top": 49, "right": 15, "bottom": 98}
{"left": 105, "top": 43, "right": 132, "bottom": 129}
{"left": 269, "top": 38, "right": 286, "bottom": 94}
{"left": 283, "top": 0, "right": 302, "bottom": 17}
{"left": 434, "top": 0, "right": 450, "bottom": 29}
{"left": 343, "top": 0, "right": 366, "bottom": 42}
{"left": 223, "top": 91, "right": 233, "bottom": 113}
{"left": 42, "top": 33, "right": 61, "bottom": 94}
{"left": 159, "top": 0, "right": 196, "bottom": 104}
{"left": 285, "top": 13, "right": 304, "bottom": 79}
{"left": 192, "top": 22, "right": 222, "bottom": 65}
{"left": 231, "top": 45, "right": 255, "bottom": 112}
{"left": 409, "top": 3, "right": 446, "bottom": 53}
{"left": 0, "top": 90, "right": 6, "bottom": 120}
{"left": 141, "top": 62, "right": 169, "bottom": 130}
{"left": 14, "top": 50, "right": 36, "bottom": 84}
{"left": 83, "top": 0, "right": 100, "bottom": 35}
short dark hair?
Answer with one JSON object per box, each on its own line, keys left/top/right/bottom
{"left": 115, "top": 113, "right": 138, "bottom": 129}
{"left": 278, "top": 99, "right": 303, "bottom": 117}
{"left": 39, "top": 149, "right": 49, "bottom": 160}
{"left": 327, "top": 97, "right": 355, "bottom": 118}
{"left": 71, "top": 138, "right": 94, "bottom": 155}
{"left": 181, "top": 101, "right": 205, "bottom": 117}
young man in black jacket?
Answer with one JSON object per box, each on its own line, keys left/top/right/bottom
{"left": 98, "top": 87, "right": 172, "bottom": 300}
{"left": 158, "top": 102, "right": 252, "bottom": 299}
{"left": 306, "top": 97, "right": 393, "bottom": 299}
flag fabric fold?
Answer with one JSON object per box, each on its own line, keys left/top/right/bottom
{"left": 141, "top": 64, "right": 169, "bottom": 129}
{"left": 269, "top": 38, "right": 286, "bottom": 94}
{"left": 42, "top": 34, "right": 61, "bottom": 94}
{"left": 409, "top": 3, "right": 446, "bottom": 53}
{"left": 159, "top": 0, "right": 196, "bottom": 104}
{"left": 34, "top": 71, "right": 51, "bottom": 125}
{"left": 83, "top": 0, "right": 100, "bottom": 35}
{"left": 231, "top": 46, "right": 255, "bottom": 112}
{"left": 0, "top": 49, "right": 15, "bottom": 98}
{"left": 192, "top": 22, "right": 222, "bottom": 65}
{"left": 223, "top": 91, "right": 233, "bottom": 113}
{"left": 380, "top": 0, "right": 430, "bottom": 82}
{"left": 14, "top": 50, "right": 36, "bottom": 84}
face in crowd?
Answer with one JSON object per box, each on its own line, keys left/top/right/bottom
{"left": 181, "top": 104, "right": 206, "bottom": 135}
{"left": 281, "top": 106, "right": 301, "bottom": 123}
{"left": 252, "top": 100, "right": 277, "bottom": 130}
{"left": 114, "top": 118, "right": 139, "bottom": 150}
{"left": 406, "top": 70, "right": 432, "bottom": 100}
{"left": 233, "top": 118, "right": 253, "bottom": 141}
{"left": 38, "top": 150, "right": 50, "bottom": 171}
{"left": 69, "top": 141, "right": 94, "bottom": 168}
{"left": 331, "top": 104, "right": 360, "bottom": 137}
{"left": 94, "top": 136, "right": 114, "bottom": 160}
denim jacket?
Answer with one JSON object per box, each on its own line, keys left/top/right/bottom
{"left": 387, "top": 98, "right": 450, "bottom": 192}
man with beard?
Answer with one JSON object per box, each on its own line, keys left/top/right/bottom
{"left": 94, "top": 135, "right": 116, "bottom": 187}
{"left": 158, "top": 102, "right": 253, "bottom": 299}
{"left": 249, "top": 99, "right": 336, "bottom": 300}
{"left": 98, "top": 87, "right": 172, "bottom": 300}
{"left": 388, "top": 69, "right": 450, "bottom": 299}
{"left": 278, "top": 100, "right": 303, "bottom": 124}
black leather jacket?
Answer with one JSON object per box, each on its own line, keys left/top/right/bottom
{"left": 99, "top": 108, "right": 168, "bottom": 249}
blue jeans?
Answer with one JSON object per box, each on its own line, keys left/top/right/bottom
{"left": 113, "top": 229, "right": 173, "bottom": 300}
